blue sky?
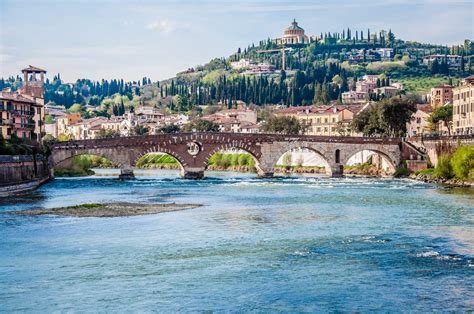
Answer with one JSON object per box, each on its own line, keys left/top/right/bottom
{"left": 1, "top": 0, "right": 472, "bottom": 82}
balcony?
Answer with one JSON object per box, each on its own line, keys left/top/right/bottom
{"left": 13, "top": 110, "right": 35, "bottom": 116}
{"left": 0, "top": 105, "right": 14, "bottom": 112}
{"left": 0, "top": 119, "right": 13, "bottom": 126}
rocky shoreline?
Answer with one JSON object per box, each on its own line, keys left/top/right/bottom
{"left": 410, "top": 173, "right": 474, "bottom": 188}
{"left": 8, "top": 202, "right": 202, "bottom": 217}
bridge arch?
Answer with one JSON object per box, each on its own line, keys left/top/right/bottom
{"left": 201, "top": 141, "right": 264, "bottom": 176}
{"left": 52, "top": 147, "right": 130, "bottom": 169}
{"left": 270, "top": 142, "right": 334, "bottom": 176}
{"left": 342, "top": 147, "right": 399, "bottom": 175}
{"left": 132, "top": 146, "right": 187, "bottom": 173}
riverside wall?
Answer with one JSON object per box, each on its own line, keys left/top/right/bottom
{"left": 0, "top": 155, "right": 52, "bottom": 196}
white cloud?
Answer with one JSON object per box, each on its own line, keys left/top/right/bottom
{"left": 145, "top": 19, "right": 175, "bottom": 34}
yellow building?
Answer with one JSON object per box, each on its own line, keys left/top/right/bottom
{"left": 453, "top": 75, "right": 474, "bottom": 135}
{"left": 57, "top": 113, "right": 81, "bottom": 137}
{"left": 275, "top": 105, "right": 363, "bottom": 136}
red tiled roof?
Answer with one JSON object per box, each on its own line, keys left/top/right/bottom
{"left": 416, "top": 104, "right": 433, "bottom": 113}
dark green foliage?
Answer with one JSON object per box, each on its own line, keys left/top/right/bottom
{"left": 156, "top": 124, "right": 181, "bottom": 134}
{"left": 351, "top": 96, "right": 417, "bottom": 136}
{"left": 430, "top": 104, "right": 453, "bottom": 135}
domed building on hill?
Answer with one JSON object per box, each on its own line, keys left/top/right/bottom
{"left": 273, "top": 19, "right": 311, "bottom": 45}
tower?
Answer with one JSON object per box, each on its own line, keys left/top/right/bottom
{"left": 20, "top": 65, "right": 47, "bottom": 142}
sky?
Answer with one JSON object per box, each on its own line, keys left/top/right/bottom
{"left": 1, "top": 0, "right": 473, "bottom": 82}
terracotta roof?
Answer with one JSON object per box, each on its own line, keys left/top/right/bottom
{"left": 21, "top": 65, "right": 47, "bottom": 73}
{"left": 416, "top": 104, "right": 433, "bottom": 113}
{"left": 0, "top": 91, "right": 35, "bottom": 104}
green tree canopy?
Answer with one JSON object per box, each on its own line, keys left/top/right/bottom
{"left": 430, "top": 104, "right": 453, "bottom": 136}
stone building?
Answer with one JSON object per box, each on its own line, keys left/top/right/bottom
{"left": 453, "top": 75, "right": 474, "bottom": 134}
{"left": 430, "top": 84, "right": 453, "bottom": 107}
{"left": 273, "top": 19, "right": 310, "bottom": 45}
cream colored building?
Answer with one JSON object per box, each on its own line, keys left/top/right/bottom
{"left": 453, "top": 75, "right": 474, "bottom": 134}
{"left": 57, "top": 113, "right": 81, "bottom": 137}
{"left": 275, "top": 105, "right": 362, "bottom": 136}
{"left": 273, "top": 19, "right": 310, "bottom": 45}
{"left": 406, "top": 104, "right": 432, "bottom": 136}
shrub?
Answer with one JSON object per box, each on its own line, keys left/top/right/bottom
{"left": 450, "top": 145, "right": 474, "bottom": 181}
{"left": 393, "top": 166, "right": 410, "bottom": 178}
{"left": 435, "top": 155, "right": 453, "bottom": 179}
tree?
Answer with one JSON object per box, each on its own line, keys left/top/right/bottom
{"left": 430, "top": 104, "right": 453, "bottom": 135}
{"left": 182, "top": 119, "right": 220, "bottom": 132}
{"left": 156, "top": 124, "right": 181, "bottom": 134}
{"left": 351, "top": 97, "right": 417, "bottom": 136}
{"left": 262, "top": 115, "right": 305, "bottom": 135}
{"left": 132, "top": 125, "right": 150, "bottom": 136}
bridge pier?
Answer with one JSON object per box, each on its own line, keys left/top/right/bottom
{"left": 330, "top": 164, "right": 344, "bottom": 177}
{"left": 119, "top": 168, "right": 135, "bottom": 180}
{"left": 181, "top": 167, "right": 205, "bottom": 180}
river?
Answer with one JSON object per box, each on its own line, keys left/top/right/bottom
{"left": 0, "top": 170, "right": 473, "bottom": 312}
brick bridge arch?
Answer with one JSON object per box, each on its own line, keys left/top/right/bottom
{"left": 50, "top": 133, "right": 404, "bottom": 179}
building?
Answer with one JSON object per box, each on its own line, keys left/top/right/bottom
{"left": 0, "top": 65, "right": 46, "bottom": 142}
{"left": 135, "top": 106, "right": 164, "bottom": 121}
{"left": 0, "top": 92, "right": 35, "bottom": 140}
{"left": 275, "top": 104, "right": 363, "bottom": 136}
{"left": 243, "top": 63, "right": 276, "bottom": 75}
{"left": 272, "top": 19, "right": 310, "bottom": 45}
{"left": 356, "top": 80, "right": 376, "bottom": 94}
{"left": 56, "top": 113, "right": 81, "bottom": 137}
{"left": 201, "top": 107, "right": 258, "bottom": 133}
{"left": 374, "top": 86, "right": 400, "bottom": 98}
{"left": 377, "top": 48, "right": 394, "bottom": 61}
{"left": 406, "top": 104, "right": 433, "bottom": 137}
{"left": 230, "top": 59, "right": 254, "bottom": 70}
{"left": 452, "top": 75, "right": 474, "bottom": 134}
{"left": 423, "top": 54, "right": 463, "bottom": 70}
{"left": 430, "top": 84, "right": 453, "bottom": 107}
{"left": 19, "top": 65, "right": 47, "bottom": 141}
{"left": 342, "top": 91, "right": 368, "bottom": 104}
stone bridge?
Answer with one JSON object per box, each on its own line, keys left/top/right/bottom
{"left": 50, "top": 132, "right": 404, "bottom": 179}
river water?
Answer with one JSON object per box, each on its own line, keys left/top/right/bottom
{"left": 0, "top": 170, "right": 473, "bottom": 312}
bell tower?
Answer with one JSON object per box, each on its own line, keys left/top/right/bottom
{"left": 21, "top": 65, "right": 46, "bottom": 99}
{"left": 20, "top": 65, "right": 47, "bottom": 142}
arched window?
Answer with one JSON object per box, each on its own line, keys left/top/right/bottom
{"left": 335, "top": 149, "right": 340, "bottom": 163}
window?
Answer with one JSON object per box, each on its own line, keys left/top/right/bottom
{"left": 335, "top": 149, "right": 340, "bottom": 163}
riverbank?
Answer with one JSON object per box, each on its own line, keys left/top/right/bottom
{"left": 410, "top": 172, "right": 474, "bottom": 187}
{"left": 8, "top": 202, "right": 202, "bottom": 217}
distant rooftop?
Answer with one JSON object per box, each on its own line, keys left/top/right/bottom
{"left": 21, "top": 65, "right": 47, "bottom": 73}
{"left": 286, "top": 19, "right": 304, "bottom": 31}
